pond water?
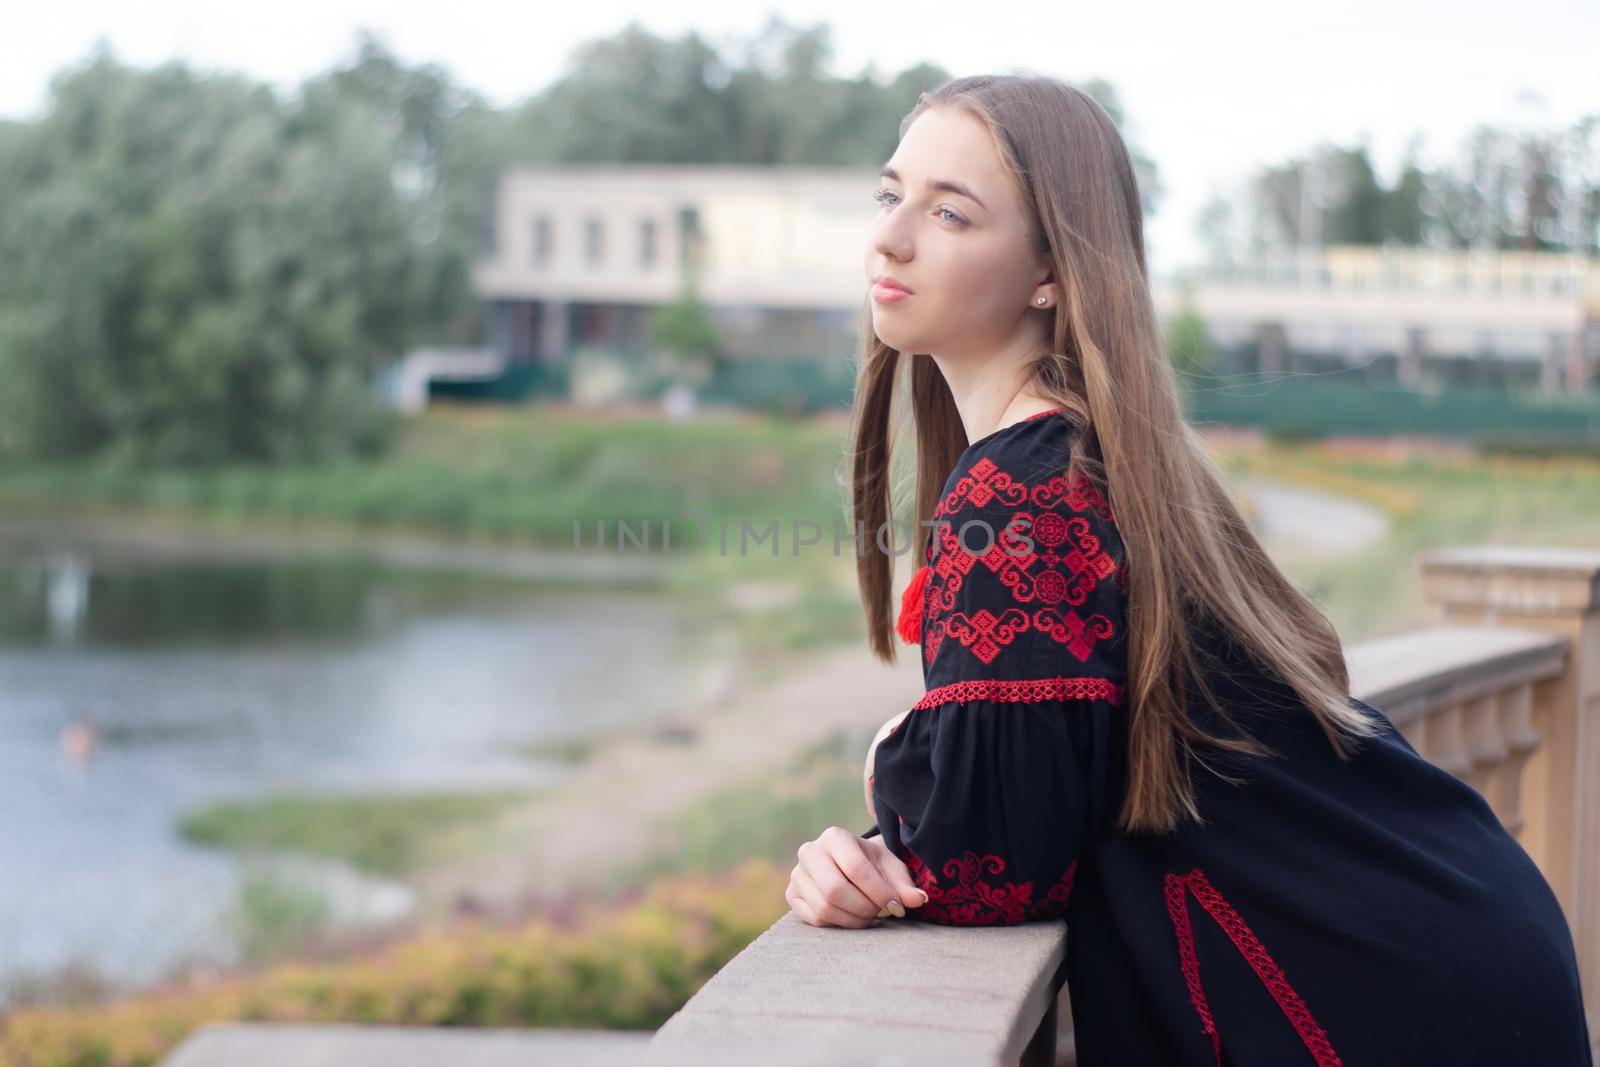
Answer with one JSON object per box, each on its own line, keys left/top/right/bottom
{"left": 0, "top": 517, "right": 717, "bottom": 1005}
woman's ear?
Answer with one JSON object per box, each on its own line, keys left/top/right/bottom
{"left": 1031, "top": 263, "right": 1057, "bottom": 309}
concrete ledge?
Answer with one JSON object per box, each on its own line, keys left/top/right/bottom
{"left": 159, "top": 1022, "right": 654, "bottom": 1066}
{"left": 158, "top": 1020, "right": 971, "bottom": 1066}
{"left": 650, "top": 910, "right": 1068, "bottom": 1065}
{"left": 1346, "top": 623, "right": 1568, "bottom": 726}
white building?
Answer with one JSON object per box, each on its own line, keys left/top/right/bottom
{"left": 472, "top": 165, "right": 875, "bottom": 373}
{"left": 472, "top": 164, "right": 1600, "bottom": 396}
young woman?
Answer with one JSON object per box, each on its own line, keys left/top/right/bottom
{"left": 784, "top": 74, "right": 1594, "bottom": 1065}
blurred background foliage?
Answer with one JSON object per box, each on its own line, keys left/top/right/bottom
{"left": 8, "top": 17, "right": 1588, "bottom": 466}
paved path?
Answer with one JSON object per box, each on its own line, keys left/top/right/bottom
{"left": 1237, "top": 476, "right": 1390, "bottom": 560}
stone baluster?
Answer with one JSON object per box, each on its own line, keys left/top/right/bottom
{"left": 1419, "top": 546, "right": 1600, "bottom": 1049}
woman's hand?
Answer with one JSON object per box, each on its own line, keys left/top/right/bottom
{"left": 786, "top": 826, "right": 929, "bottom": 929}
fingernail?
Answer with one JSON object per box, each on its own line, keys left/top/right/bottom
{"left": 887, "top": 900, "right": 905, "bottom": 918}
{"left": 869, "top": 918, "right": 886, "bottom": 927}
{"left": 910, "top": 889, "right": 928, "bottom": 905}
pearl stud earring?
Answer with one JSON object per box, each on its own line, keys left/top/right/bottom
{"left": 1036, "top": 297, "right": 1047, "bottom": 305}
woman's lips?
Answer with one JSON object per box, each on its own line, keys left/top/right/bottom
{"left": 871, "top": 282, "right": 912, "bottom": 303}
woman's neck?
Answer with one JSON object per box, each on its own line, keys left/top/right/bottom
{"left": 958, "top": 389, "right": 1058, "bottom": 446}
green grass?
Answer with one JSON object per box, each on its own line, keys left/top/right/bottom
{"left": 177, "top": 788, "right": 533, "bottom": 877}
{"left": 224, "top": 859, "right": 335, "bottom": 966}
{"left": 0, "top": 403, "right": 852, "bottom": 550}
{"left": 1215, "top": 441, "right": 1600, "bottom": 640}
{"left": 515, "top": 732, "right": 602, "bottom": 766}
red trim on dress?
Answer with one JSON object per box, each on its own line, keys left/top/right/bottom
{"left": 911, "top": 675, "right": 1123, "bottom": 711}
{"left": 900, "top": 839, "right": 1077, "bottom": 925}
{"left": 1164, "top": 866, "right": 1343, "bottom": 1067}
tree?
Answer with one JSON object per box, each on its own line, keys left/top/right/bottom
{"left": 1226, "top": 112, "right": 1600, "bottom": 260}
{"left": 0, "top": 23, "right": 1175, "bottom": 462}
{"left": 0, "top": 45, "right": 422, "bottom": 463}
{"left": 1165, "top": 284, "right": 1215, "bottom": 378}
{"left": 648, "top": 263, "right": 722, "bottom": 388}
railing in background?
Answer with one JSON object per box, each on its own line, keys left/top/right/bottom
{"left": 1409, "top": 545, "right": 1600, "bottom": 1045}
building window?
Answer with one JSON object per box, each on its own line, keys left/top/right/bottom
{"left": 678, "top": 205, "right": 703, "bottom": 268}
{"left": 585, "top": 217, "right": 604, "bottom": 267}
{"left": 641, "top": 218, "right": 657, "bottom": 269}
{"left": 532, "top": 214, "right": 553, "bottom": 267}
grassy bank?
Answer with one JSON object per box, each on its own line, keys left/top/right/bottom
{"left": 1213, "top": 439, "right": 1600, "bottom": 639}
{"left": 168, "top": 788, "right": 547, "bottom": 969}
{"left": 0, "top": 403, "right": 851, "bottom": 548}
{"left": 0, "top": 402, "right": 871, "bottom": 658}
{"left": 176, "top": 788, "right": 534, "bottom": 878}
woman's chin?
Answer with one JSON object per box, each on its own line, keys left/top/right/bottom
{"left": 871, "top": 322, "right": 916, "bottom": 351}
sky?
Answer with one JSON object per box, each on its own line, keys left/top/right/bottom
{"left": 3, "top": 1, "right": 1596, "bottom": 276}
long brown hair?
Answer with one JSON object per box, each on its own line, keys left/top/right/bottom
{"left": 847, "top": 73, "right": 1383, "bottom": 835}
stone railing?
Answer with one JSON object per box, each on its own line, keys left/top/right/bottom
{"left": 158, "top": 545, "right": 1600, "bottom": 1066}
{"left": 1409, "top": 545, "right": 1600, "bottom": 1042}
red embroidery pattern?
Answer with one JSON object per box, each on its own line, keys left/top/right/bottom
{"left": 984, "top": 512, "right": 1112, "bottom": 608}
{"left": 1164, "top": 867, "right": 1343, "bottom": 1067}
{"left": 933, "top": 408, "right": 1059, "bottom": 519}
{"left": 923, "top": 522, "right": 1118, "bottom": 667}
{"left": 1034, "top": 608, "right": 1118, "bottom": 662}
{"left": 939, "top": 455, "right": 1031, "bottom": 515}
{"left": 941, "top": 606, "right": 1031, "bottom": 663}
{"left": 921, "top": 452, "right": 1121, "bottom": 669}
{"left": 911, "top": 676, "right": 1123, "bottom": 711}
{"left": 922, "top": 527, "right": 978, "bottom": 665}
{"left": 901, "top": 840, "right": 1077, "bottom": 925}
{"left": 924, "top": 621, "right": 944, "bottom": 666}
{"left": 1030, "top": 469, "right": 1116, "bottom": 524}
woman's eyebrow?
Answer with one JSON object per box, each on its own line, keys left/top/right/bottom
{"left": 878, "top": 165, "right": 987, "bottom": 211}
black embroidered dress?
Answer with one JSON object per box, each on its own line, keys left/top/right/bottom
{"left": 863, "top": 409, "right": 1592, "bottom": 1066}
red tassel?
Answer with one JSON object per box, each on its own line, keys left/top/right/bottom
{"left": 896, "top": 564, "right": 932, "bottom": 645}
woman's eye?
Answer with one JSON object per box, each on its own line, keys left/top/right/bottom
{"left": 872, "top": 188, "right": 965, "bottom": 225}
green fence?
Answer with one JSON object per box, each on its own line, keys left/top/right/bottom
{"left": 1181, "top": 374, "right": 1600, "bottom": 450}
{"left": 427, "top": 360, "right": 571, "bottom": 403}
{"left": 697, "top": 358, "right": 856, "bottom": 415}
{"left": 430, "top": 355, "right": 1600, "bottom": 451}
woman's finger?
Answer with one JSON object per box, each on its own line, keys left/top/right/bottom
{"left": 786, "top": 880, "right": 823, "bottom": 927}
{"left": 798, "top": 836, "right": 884, "bottom": 921}
{"left": 864, "top": 837, "right": 930, "bottom": 909}
{"left": 821, "top": 826, "right": 913, "bottom": 917}
{"left": 791, "top": 862, "right": 878, "bottom": 928}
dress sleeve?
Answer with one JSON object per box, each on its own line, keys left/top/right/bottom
{"left": 870, "top": 454, "right": 1128, "bottom": 926}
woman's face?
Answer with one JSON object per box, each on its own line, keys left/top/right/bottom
{"left": 864, "top": 107, "right": 1052, "bottom": 364}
